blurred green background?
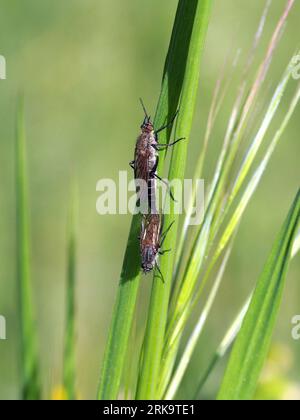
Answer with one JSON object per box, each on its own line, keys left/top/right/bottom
{"left": 0, "top": 0, "right": 299, "bottom": 400}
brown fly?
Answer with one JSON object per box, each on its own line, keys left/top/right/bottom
{"left": 130, "top": 99, "right": 184, "bottom": 211}
{"left": 140, "top": 213, "right": 174, "bottom": 281}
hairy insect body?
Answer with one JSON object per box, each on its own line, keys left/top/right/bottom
{"left": 134, "top": 131, "right": 157, "bottom": 178}
{"left": 140, "top": 214, "right": 161, "bottom": 273}
{"left": 130, "top": 100, "right": 181, "bottom": 278}
{"left": 133, "top": 119, "right": 158, "bottom": 211}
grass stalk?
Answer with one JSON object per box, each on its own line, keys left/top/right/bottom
{"left": 97, "top": 0, "right": 212, "bottom": 400}
{"left": 164, "top": 245, "right": 232, "bottom": 399}
{"left": 63, "top": 186, "right": 78, "bottom": 400}
{"left": 136, "top": 0, "right": 212, "bottom": 400}
{"left": 15, "top": 97, "right": 41, "bottom": 400}
{"left": 161, "top": 75, "right": 299, "bottom": 393}
{"left": 194, "top": 221, "right": 300, "bottom": 398}
{"left": 194, "top": 296, "right": 251, "bottom": 398}
{"left": 218, "top": 189, "right": 300, "bottom": 400}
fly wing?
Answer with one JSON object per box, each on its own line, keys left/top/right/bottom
{"left": 134, "top": 152, "right": 149, "bottom": 182}
{"left": 145, "top": 214, "right": 160, "bottom": 250}
{"left": 134, "top": 138, "right": 150, "bottom": 208}
{"left": 152, "top": 215, "right": 161, "bottom": 249}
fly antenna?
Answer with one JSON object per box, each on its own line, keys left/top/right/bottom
{"left": 139, "top": 98, "right": 149, "bottom": 119}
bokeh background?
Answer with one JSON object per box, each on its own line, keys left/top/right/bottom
{"left": 0, "top": 0, "right": 299, "bottom": 400}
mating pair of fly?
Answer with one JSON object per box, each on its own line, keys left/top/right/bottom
{"left": 130, "top": 99, "right": 184, "bottom": 279}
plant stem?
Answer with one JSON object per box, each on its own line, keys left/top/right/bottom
{"left": 63, "top": 185, "right": 78, "bottom": 400}
{"left": 136, "top": 0, "right": 212, "bottom": 400}
{"left": 98, "top": 0, "right": 212, "bottom": 400}
{"left": 15, "top": 97, "right": 41, "bottom": 400}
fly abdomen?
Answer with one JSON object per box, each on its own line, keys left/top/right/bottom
{"left": 148, "top": 177, "right": 158, "bottom": 214}
{"left": 140, "top": 213, "right": 161, "bottom": 275}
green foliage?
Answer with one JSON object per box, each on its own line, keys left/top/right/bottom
{"left": 218, "top": 189, "right": 300, "bottom": 400}
{"left": 136, "top": 0, "right": 212, "bottom": 400}
{"left": 8, "top": 0, "right": 299, "bottom": 401}
{"left": 63, "top": 186, "right": 78, "bottom": 400}
{"left": 98, "top": 0, "right": 213, "bottom": 400}
{"left": 15, "top": 98, "right": 41, "bottom": 400}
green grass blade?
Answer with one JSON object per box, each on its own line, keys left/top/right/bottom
{"left": 63, "top": 186, "right": 78, "bottom": 400}
{"left": 229, "top": 66, "right": 291, "bottom": 206}
{"left": 217, "top": 189, "right": 300, "bottom": 400}
{"left": 292, "top": 229, "right": 300, "bottom": 258}
{"left": 167, "top": 77, "right": 300, "bottom": 356}
{"left": 212, "top": 83, "right": 300, "bottom": 270}
{"left": 136, "top": 0, "right": 212, "bottom": 400}
{"left": 165, "top": 245, "right": 232, "bottom": 400}
{"left": 194, "top": 296, "right": 251, "bottom": 398}
{"left": 174, "top": 65, "right": 224, "bottom": 270}
{"left": 97, "top": 214, "right": 141, "bottom": 400}
{"left": 15, "top": 98, "right": 41, "bottom": 400}
{"left": 97, "top": 0, "right": 210, "bottom": 400}
{"left": 172, "top": 2, "right": 295, "bottom": 307}
{"left": 194, "top": 228, "right": 300, "bottom": 398}
{"left": 174, "top": 0, "right": 270, "bottom": 272}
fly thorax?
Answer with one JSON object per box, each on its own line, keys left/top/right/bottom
{"left": 141, "top": 246, "right": 156, "bottom": 272}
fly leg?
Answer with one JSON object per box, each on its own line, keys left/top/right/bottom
{"left": 151, "top": 156, "right": 159, "bottom": 173}
{"left": 148, "top": 157, "right": 159, "bottom": 213}
{"left": 154, "top": 110, "right": 179, "bottom": 135}
{"left": 155, "top": 137, "right": 185, "bottom": 150}
{"left": 156, "top": 223, "right": 174, "bottom": 281}
{"left": 160, "top": 220, "right": 175, "bottom": 249}
{"left": 154, "top": 261, "right": 165, "bottom": 283}
{"left": 129, "top": 160, "right": 135, "bottom": 169}
{"left": 159, "top": 249, "right": 171, "bottom": 256}
{"left": 158, "top": 219, "right": 174, "bottom": 255}
{"left": 137, "top": 218, "right": 144, "bottom": 241}
{"left": 148, "top": 156, "right": 176, "bottom": 203}
{"left": 154, "top": 173, "right": 177, "bottom": 202}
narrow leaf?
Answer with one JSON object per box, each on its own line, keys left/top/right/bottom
{"left": 217, "top": 189, "right": 300, "bottom": 400}
{"left": 97, "top": 0, "right": 211, "bottom": 400}
{"left": 63, "top": 186, "right": 78, "bottom": 400}
{"left": 136, "top": 0, "right": 212, "bottom": 400}
{"left": 15, "top": 97, "right": 41, "bottom": 400}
